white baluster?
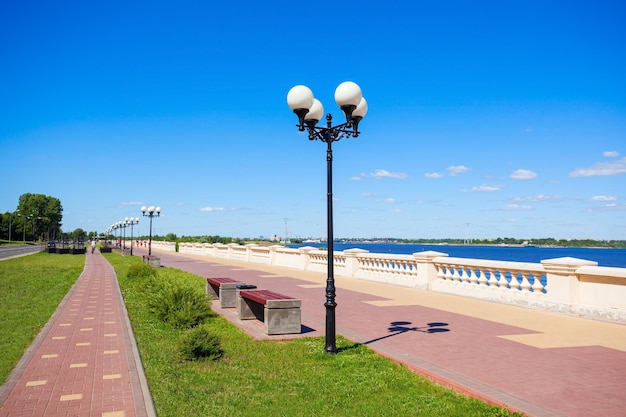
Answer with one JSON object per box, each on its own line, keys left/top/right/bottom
{"left": 519, "top": 271, "right": 532, "bottom": 292}
{"left": 477, "top": 267, "right": 488, "bottom": 286}
{"left": 531, "top": 273, "right": 545, "bottom": 293}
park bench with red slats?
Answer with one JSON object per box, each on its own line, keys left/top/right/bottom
{"left": 237, "top": 289, "right": 301, "bottom": 335}
{"left": 206, "top": 277, "right": 244, "bottom": 308}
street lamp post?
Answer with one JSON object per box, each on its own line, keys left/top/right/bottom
{"left": 8, "top": 209, "right": 18, "bottom": 242}
{"left": 141, "top": 206, "right": 161, "bottom": 256}
{"left": 287, "top": 81, "right": 368, "bottom": 354}
{"left": 127, "top": 217, "right": 139, "bottom": 255}
{"left": 121, "top": 220, "right": 128, "bottom": 249}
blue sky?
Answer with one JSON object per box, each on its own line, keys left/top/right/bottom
{"left": 1, "top": 0, "right": 625, "bottom": 240}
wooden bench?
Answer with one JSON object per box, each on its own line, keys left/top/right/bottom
{"left": 237, "top": 289, "right": 301, "bottom": 335}
{"left": 206, "top": 277, "right": 243, "bottom": 308}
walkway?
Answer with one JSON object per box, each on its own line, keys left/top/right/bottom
{"left": 2, "top": 248, "right": 625, "bottom": 417}
{"left": 143, "top": 248, "right": 626, "bottom": 417}
{"left": 0, "top": 251, "right": 155, "bottom": 417}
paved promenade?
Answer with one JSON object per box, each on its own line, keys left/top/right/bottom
{"left": 2, "top": 248, "right": 625, "bottom": 417}
{"left": 142, "top": 248, "right": 626, "bottom": 417}
{"left": 0, "top": 251, "right": 155, "bottom": 417}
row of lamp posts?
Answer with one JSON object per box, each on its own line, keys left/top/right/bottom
{"left": 103, "top": 209, "right": 158, "bottom": 256}
{"left": 6, "top": 209, "right": 40, "bottom": 243}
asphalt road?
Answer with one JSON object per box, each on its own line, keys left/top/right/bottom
{"left": 0, "top": 244, "right": 44, "bottom": 260}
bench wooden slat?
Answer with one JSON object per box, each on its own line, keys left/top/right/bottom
{"left": 206, "top": 277, "right": 239, "bottom": 286}
{"left": 240, "top": 289, "right": 294, "bottom": 305}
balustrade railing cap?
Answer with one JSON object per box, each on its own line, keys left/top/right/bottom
{"left": 297, "top": 246, "right": 318, "bottom": 253}
{"left": 541, "top": 256, "right": 597, "bottom": 274}
{"left": 413, "top": 250, "right": 449, "bottom": 260}
{"left": 343, "top": 248, "right": 370, "bottom": 256}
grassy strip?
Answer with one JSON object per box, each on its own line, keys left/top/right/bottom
{"left": 0, "top": 252, "right": 85, "bottom": 382}
{"left": 106, "top": 253, "right": 524, "bottom": 417}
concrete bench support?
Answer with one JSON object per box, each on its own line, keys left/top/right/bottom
{"left": 237, "top": 289, "right": 301, "bottom": 335}
{"left": 206, "top": 277, "right": 243, "bottom": 308}
{"left": 142, "top": 255, "right": 161, "bottom": 267}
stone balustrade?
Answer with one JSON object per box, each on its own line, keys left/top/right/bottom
{"left": 167, "top": 242, "right": 625, "bottom": 323}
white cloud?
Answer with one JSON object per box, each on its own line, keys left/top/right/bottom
{"left": 591, "top": 195, "right": 617, "bottom": 202}
{"left": 200, "top": 207, "right": 225, "bottom": 212}
{"left": 510, "top": 169, "right": 537, "bottom": 180}
{"left": 447, "top": 165, "right": 470, "bottom": 176}
{"left": 603, "top": 151, "right": 619, "bottom": 157}
{"left": 370, "top": 169, "right": 408, "bottom": 179}
{"left": 352, "top": 169, "right": 408, "bottom": 180}
{"left": 512, "top": 194, "right": 554, "bottom": 203}
{"left": 505, "top": 204, "right": 532, "bottom": 210}
{"left": 424, "top": 172, "right": 444, "bottom": 179}
{"left": 461, "top": 184, "right": 502, "bottom": 192}
{"left": 569, "top": 157, "right": 626, "bottom": 177}
{"left": 384, "top": 198, "right": 396, "bottom": 203}
{"left": 118, "top": 201, "right": 143, "bottom": 207}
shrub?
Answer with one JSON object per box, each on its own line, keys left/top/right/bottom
{"left": 179, "top": 324, "right": 223, "bottom": 361}
{"left": 127, "top": 263, "right": 158, "bottom": 279}
{"left": 149, "top": 280, "right": 212, "bottom": 329}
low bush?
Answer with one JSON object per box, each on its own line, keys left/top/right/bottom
{"left": 149, "top": 277, "right": 212, "bottom": 329}
{"left": 179, "top": 324, "right": 223, "bottom": 361}
{"left": 127, "top": 263, "right": 158, "bottom": 279}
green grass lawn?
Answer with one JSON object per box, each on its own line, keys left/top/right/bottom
{"left": 104, "top": 253, "right": 524, "bottom": 417}
{"left": 0, "top": 252, "right": 524, "bottom": 416}
{"left": 0, "top": 252, "right": 84, "bottom": 382}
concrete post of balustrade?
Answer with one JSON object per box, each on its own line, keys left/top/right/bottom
{"left": 343, "top": 248, "right": 369, "bottom": 278}
{"left": 268, "top": 245, "right": 282, "bottom": 266}
{"left": 297, "top": 246, "right": 318, "bottom": 271}
{"left": 540, "top": 257, "right": 597, "bottom": 310}
{"left": 245, "top": 243, "right": 258, "bottom": 262}
{"left": 413, "top": 251, "right": 449, "bottom": 289}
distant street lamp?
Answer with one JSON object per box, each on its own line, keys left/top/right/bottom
{"left": 112, "top": 222, "right": 119, "bottom": 248}
{"left": 119, "top": 221, "right": 127, "bottom": 249}
{"left": 126, "top": 217, "right": 139, "bottom": 255}
{"left": 287, "top": 81, "right": 368, "bottom": 354}
{"left": 141, "top": 206, "right": 161, "bottom": 256}
{"left": 8, "top": 209, "right": 18, "bottom": 242}
{"left": 15, "top": 213, "right": 25, "bottom": 242}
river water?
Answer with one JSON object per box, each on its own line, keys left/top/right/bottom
{"left": 288, "top": 242, "right": 626, "bottom": 268}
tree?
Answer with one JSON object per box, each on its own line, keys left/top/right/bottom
{"left": 16, "top": 193, "right": 63, "bottom": 242}
{"left": 72, "top": 228, "right": 86, "bottom": 242}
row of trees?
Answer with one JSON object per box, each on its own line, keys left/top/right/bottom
{"left": 0, "top": 193, "right": 64, "bottom": 242}
{"left": 345, "top": 237, "right": 626, "bottom": 249}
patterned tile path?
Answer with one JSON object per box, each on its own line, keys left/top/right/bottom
{"left": 0, "top": 251, "right": 155, "bottom": 417}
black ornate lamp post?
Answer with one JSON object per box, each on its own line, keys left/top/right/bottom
{"left": 141, "top": 206, "right": 161, "bottom": 256}
{"left": 113, "top": 222, "right": 121, "bottom": 248}
{"left": 121, "top": 220, "right": 128, "bottom": 249}
{"left": 127, "top": 217, "right": 139, "bottom": 256}
{"left": 287, "top": 81, "right": 368, "bottom": 354}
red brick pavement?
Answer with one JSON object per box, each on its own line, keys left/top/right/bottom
{"left": 0, "top": 251, "right": 155, "bottom": 417}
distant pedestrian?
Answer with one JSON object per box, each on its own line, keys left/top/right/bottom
{"left": 91, "top": 240, "right": 96, "bottom": 254}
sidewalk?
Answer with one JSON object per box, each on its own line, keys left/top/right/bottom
{"left": 0, "top": 251, "right": 155, "bottom": 417}
{"left": 2, "top": 249, "right": 625, "bottom": 417}
{"left": 143, "top": 248, "right": 626, "bottom": 417}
